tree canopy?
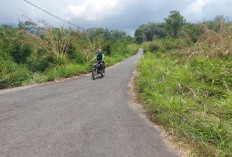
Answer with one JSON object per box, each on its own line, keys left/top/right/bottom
{"left": 134, "top": 23, "right": 166, "bottom": 43}
{"left": 164, "top": 10, "right": 186, "bottom": 38}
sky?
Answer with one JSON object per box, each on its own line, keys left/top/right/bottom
{"left": 0, "top": 0, "right": 232, "bottom": 34}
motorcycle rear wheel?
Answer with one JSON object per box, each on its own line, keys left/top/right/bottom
{"left": 101, "top": 69, "right": 105, "bottom": 78}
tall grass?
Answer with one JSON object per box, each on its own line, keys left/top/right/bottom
{"left": 17, "top": 20, "right": 80, "bottom": 62}
{"left": 136, "top": 21, "right": 232, "bottom": 156}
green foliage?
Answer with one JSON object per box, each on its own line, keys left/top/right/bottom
{"left": 142, "top": 37, "right": 186, "bottom": 53}
{"left": 10, "top": 44, "right": 33, "bottom": 64}
{"left": 0, "top": 62, "right": 31, "bottom": 88}
{"left": 164, "top": 10, "right": 186, "bottom": 38}
{"left": 56, "top": 63, "right": 88, "bottom": 78}
{"left": 26, "top": 49, "right": 54, "bottom": 72}
{"left": 135, "top": 23, "right": 166, "bottom": 43}
{"left": 111, "top": 30, "right": 127, "bottom": 40}
{"left": 0, "top": 56, "right": 11, "bottom": 76}
{"left": 29, "top": 73, "right": 48, "bottom": 84}
{"left": 127, "top": 43, "right": 140, "bottom": 54}
{"left": 86, "top": 27, "right": 130, "bottom": 41}
{"left": 182, "top": 23, "right": 205, "bottom": 43}
{"left": 0, "top": 25, "right": 33, "bottom": 64}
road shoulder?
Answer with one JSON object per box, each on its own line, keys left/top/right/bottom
{"left": 129, "top": 68, "right": 188, "bottom": 157}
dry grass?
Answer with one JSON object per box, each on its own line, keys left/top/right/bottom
{"left": 17, "top": 19, "right": 81, "bottom": 60}
{"left": 181, "top": 20, "right": 232, "bottom": 60}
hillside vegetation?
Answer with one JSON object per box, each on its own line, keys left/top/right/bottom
{"left": 136, "top": 12, "right": 232, "bottom": 156}
{"left": 0, "top": 20, "right": 138, "bottom": 89}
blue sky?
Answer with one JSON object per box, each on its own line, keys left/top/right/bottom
{"left": 1, "top": 0, "right": 231, "bottom": 34}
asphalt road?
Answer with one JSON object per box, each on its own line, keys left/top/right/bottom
{"left": 0, "top": 49, "right": 178, "bottom": 157}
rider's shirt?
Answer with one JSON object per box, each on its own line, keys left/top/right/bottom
{"left": 95, "top": 54, "right": 105, "bottom": 61}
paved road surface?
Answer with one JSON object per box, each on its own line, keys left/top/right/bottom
{"left": 0, "top": 49, "right": 178, "bottom": 157}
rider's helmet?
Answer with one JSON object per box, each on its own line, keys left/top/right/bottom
{"left": 98, "top": 49, "right": 102, "bottom": 54}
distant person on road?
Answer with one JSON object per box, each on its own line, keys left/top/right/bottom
{"left": 92, "top": 49, "right": 105, "bottom": 75}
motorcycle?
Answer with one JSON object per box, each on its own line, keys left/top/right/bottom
{"left": 92, "top": 61, "right": 105, "bottom": 80}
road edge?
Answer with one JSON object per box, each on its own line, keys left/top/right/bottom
{"left": 128, "top": 67, "right": 189, "bottom": 157}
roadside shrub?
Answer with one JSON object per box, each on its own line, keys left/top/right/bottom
{"left": 27, "top": 73, "right": 48, "bottom": 84}
{"left": 104, "top": 56, "right": 117, "bottom": 67}
{"left": 56, "top": 55, "right": 68, "bottom": 65}
{"left": 45, "top": 68, "right": 59, "bottom": 81}
{"left": 69, "top": 50, "right": 87, "bottom": 64}
{"left": 0, "top": 63, "right": 31, "bottom": 89}
{"left": 26, "top": 49, "right": 55, "bottom": 72}
{"left": 142, "top": 38, "right": 186, "bottom": 53}
{"left": 127, "top": 43, "right": 140, "bottom": 54}
{"left": 58, "top": 64, "right": 86, "bottom": 78}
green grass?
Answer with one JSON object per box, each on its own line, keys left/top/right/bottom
{"left": 136, "top": 51, "right": 232, "bottom": 156}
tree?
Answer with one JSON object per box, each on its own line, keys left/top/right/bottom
{"left": 104, "top": 28, "right": 111, "bottom": 40}
{"left": 144, "top": 23, "right": 166, "bottom": 41}
{"left": 111, "top": 30, "right": 126, "bottom": 40}
{"left": 164, "top": 10, "right": 185, "bottom": 38}
{"left": 182, "top": 23, "right": 204, "bottom": 43}
{"left": 134, "top": 23, "right": 166, "bottom": 43}
{"left": 134, "top": 25, "right": 145, "bottom": 43}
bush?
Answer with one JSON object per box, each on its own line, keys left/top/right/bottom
{"left": 104, "top": 56, "right": 117, "bottom": 67}
{"left": 127, "top": 43, "right": 140, "bottom": 54}
{"left": 45, "top": 62, "right": 92, "bottom": 81}
{"left": 46, "top": 68, "right": 59, "bottom": 81}
{"left": 57, "top": 64, "right": 85, "bottom": 78}
{"left": 69, "top": 51, "right": 87, "bottom": 64}
{"left": 26, "top": 49, "right": 55, "bottom": 72}
{"left": 0, "top": 63, "right": 31, "bottom": 89}
{"left": 142, "top": 38, "right": 186, "bottom": 54}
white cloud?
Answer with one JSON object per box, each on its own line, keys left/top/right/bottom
{"left": 66, "top": 0, "right": 123, "bottom": 21}
{"left": 184, "top": 0, "right": 213, "bottom": 20}
{"left": 1, "top": 0, "right": 232, "bottom": 33}
{"left": 68, "top": 5, "right": 87, "bottom": 17}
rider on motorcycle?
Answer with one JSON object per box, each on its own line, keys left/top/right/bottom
{"left": 92, "top": 49, "right": 105, "bottom": 75}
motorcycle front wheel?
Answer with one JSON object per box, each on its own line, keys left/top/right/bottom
{"left": 92, "top": 68, "right": 97, "bottom": 80}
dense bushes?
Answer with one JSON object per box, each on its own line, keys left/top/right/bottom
{"left": 135, "top": 23, "right": 166, "bottom": 43}
{"left": 0, "top": 61, "right": 31, "bottom": 88}
{"left": 142, "top": 37, "right": 186, "bottom": 53}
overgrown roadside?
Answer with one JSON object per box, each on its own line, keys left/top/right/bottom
{"left": 135, "top": 30, "right": 232, "bottom": 156}
{"left": 0, "top": 43, "right": 139, "bottom": 90}
{"left": 0, "top": 20, "right": 139, "bottom": 90}
{"left": 0, "top": 48, "right": 139, "bottom": 94}
{"left": 130, "top": 61, "right": 187, "bottom": 157}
